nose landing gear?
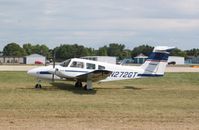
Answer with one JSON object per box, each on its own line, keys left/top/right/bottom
{"left": 35, "top": 84, "right": 42, "bottom": 89}
{"left": 35, "top": 79, "right": 42, "bottom": 89}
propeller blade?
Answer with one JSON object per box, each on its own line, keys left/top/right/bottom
{"left": 52, "top": 49, "right": 56, "bottom": 82}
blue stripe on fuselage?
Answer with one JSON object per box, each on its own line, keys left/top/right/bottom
{"left": 38, "top": 71, "right": 163, "bottom": 78}
{"left": 65, "top": 70, "right": 89, "bottom": 73}
{"left": 38, "top": 70, "right": 88, "bottom": 75}
{"left": 39, "top": 71, "right": 51, "bottom": 74}
{"left": 138, "top": 74, "right": 164, "bottom": 77}
{"left": 148, "top": 52, "right": 169, "bottom": 61}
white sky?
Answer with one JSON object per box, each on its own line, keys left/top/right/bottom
{"left": 0, "top": 0, "right": 199, "bottom": 50}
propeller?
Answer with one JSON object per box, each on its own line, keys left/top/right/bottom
{"left": 52, "top": 49, "right": 55, "bottom": 82}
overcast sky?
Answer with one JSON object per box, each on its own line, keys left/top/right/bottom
{"left": 0, "top": 0, "right": 199, "bottom": 50}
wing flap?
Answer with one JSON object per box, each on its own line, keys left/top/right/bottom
{"left": 77, "top": 70, "right": 112, "bottom": 82}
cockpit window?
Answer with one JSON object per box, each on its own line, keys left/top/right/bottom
{"left": 86, "top": 63, "right": 96, "bottom": 70}
{"left": 98, "top": 65, "right": 105, "bottom": 70}
{"left": 60, "top": 59, "right": 71, "bottom": 67}
{"left": 70, "top": 61, "right": 84, "bottom": 68}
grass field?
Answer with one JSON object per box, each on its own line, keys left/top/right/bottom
{"left": 0, "top": 72, "right": 199, "bottom": 130}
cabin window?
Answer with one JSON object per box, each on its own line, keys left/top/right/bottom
{"left": 70, "top": 61, "right": 84, "bottom": 68}
{"left": 60, "top": 59, "right": 71, "bottom": 67}
{"left": 98, "top": 65, "right": 105, "bottom": 70}
{"left": 86, "top": 63, "right": 96, "bottom": 69}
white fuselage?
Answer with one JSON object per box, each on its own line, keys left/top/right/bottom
{"left": 27, "top": 46, "right": 174, "bottom": 89}
{"left": 28, "top": 58, "right": 144, "bottom": 82}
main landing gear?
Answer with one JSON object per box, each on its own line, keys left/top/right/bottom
{"left": 75, "top": 80, "right": 93, "bottom": 90}
{"left": 75, "top": 81, "right": 82, "bottom": 88}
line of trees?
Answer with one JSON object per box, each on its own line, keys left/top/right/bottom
{"left": 1, "top": 42, "right": 199, "bottom": 61}
{"left": 2, "top": 43, "right": 50, "bottom": 58}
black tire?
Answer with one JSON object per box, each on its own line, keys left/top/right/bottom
{"left": 39, "top": 84, "right": 42, "bottom": 88}
{"left": 35, "top": 84, "right": 38, "bottom": 88}
{"left": 84, "top": 85, "right": 87, "bottom": 90}
{"left": 35, "top": 84, "right": 42, "bottom": 89}
{"left": 79, "top": 82, "right": 82, "bottom": 88}
{"left": 75, "top": 82, "right": 78, "bottom": 87}
{"left": 75, "top": 81, "right": 82, "bottom": 88}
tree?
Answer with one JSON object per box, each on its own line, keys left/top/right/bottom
{"left": 3, "top": 43, "right": 25, "bottom": 57}
{"left": 107, "top": 43, "right": 125, "bottom": 57}
{"left": 170, "top": 48, "right": 187, "bottom": 57}
{"left": 120, "top": 49, "right": 131, "bottom": 59}
{"left": 85, "top": 48, "right": 96, "bottom": 56}
{"left": 54, "top": 44, "right": 98, "bottom": 60}
{"left": 23, "top": 44, "right": 50, "bottom": 58}
{"left": 96, "top": 43, "right": 126, "bottom": 59}
{"left": 131, "top": 45, "right": 154, "bottom": 57}
{"left": 186, "top": 48, "right": 199, "bottom": 57}
{"left": 55, "top": 44, "right": 85, "bottom": 60}
{"left": 73, "top": 44, "right": 87, "bottom": 57}
{"left": 97, "top": 46, "right": 108, "bottom": 56}
{"left": 23, "top": 43, "right": 33, "bottom": 55}
{"left": 54, "top": 45, "right": 70, "bottom": 60}
{"left": 39, "top": 44, "right": 50, "bottom": 58}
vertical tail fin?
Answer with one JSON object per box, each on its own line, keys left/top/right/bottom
{"left": 141, "top": 46, "right": 175, "bottom": 76}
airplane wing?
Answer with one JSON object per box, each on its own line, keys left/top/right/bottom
{"left": 76, "top": 70, "right": 112, "bottom": 82}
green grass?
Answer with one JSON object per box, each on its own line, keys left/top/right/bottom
{"left": 0, "top": 71, "right": 199, "bottom": 129}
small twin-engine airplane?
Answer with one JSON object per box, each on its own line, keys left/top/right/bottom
{"left": 27, "top": 46, "right": 175, "bottom": 90}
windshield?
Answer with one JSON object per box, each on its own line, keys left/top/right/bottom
{"left": 60, "top": 59, "right": 71, "bottom": 67}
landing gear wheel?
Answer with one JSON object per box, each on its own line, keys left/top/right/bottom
{"left": 35, "top": 84, "right": 42, "bottom": 89}
{"left": 75, "top": 81, "right": 82, "bottom": 88}
{"left": 84, "top": 85, "right": 87, "bottom": 90}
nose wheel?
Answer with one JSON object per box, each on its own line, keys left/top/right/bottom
{"left": 35, "top": 84, "right": 42, "bottom": 89}
{"left": 35, "top": 79, "right": 42, "bottom": 89}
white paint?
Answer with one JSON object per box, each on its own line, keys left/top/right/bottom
{"left": 168, "top": 56, "right": 184, "bottom": 65}
{"left": 25, "top": 54, "right": 46, "bottom": 64}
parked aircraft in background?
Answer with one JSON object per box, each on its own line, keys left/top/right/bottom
{"left": 27, "top": 46, "right": 175, "bottom": 90}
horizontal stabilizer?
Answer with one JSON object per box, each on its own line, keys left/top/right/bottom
{"left": 153, "top": 46, "right": 176, "bottom": 52}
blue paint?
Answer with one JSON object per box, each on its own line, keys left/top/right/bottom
{"left": 138, "top": 74, "right": 164, "bottom": 77}
{"left": 39, "top": 71, "right": 51, "bottom": 75}
{"left": 148, "top": 52, "right": 169, "bottom": 61}
{"left": 65, "top": 70, "right": 89, "bottom": 73}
